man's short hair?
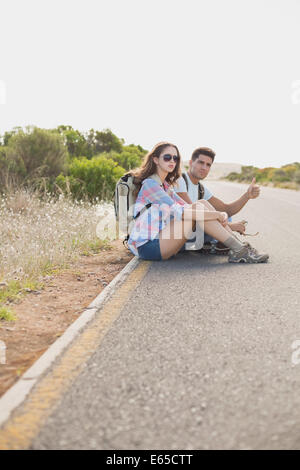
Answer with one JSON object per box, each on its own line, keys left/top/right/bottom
{"left": 191, "top": 147, "right": 216, "bottom": 162}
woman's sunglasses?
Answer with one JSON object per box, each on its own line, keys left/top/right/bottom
{"left": 162, "top": 154, "right": 179, "bottom": 163}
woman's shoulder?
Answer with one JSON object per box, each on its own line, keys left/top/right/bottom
{"left": 135, "top": 177, "right": 160, "bottom": 200}
{"left": 141, "top": 177, "right": 178, "bottom": 193}
{"left": 141, "top": 176, "right": 162, "bottom": 188}
{"left": 139, "top": 175, "right": 179, "bottom": 195}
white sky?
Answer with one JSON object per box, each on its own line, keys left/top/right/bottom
{"left": 1, "top": 0, "right": 300, "bottom": 168}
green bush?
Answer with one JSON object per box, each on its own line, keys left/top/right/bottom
{"left": 54, "top": 125, "right": 90, "bottom": 158}
{"left": 0, "top": 124, "right": 148, "bottom": 200}
{"left": 293, "top": 170, "right": 300, "bottom": 185}
{"left": 101, "top": 144, "right": 146, "bottom": 171}
{"left": 55, "top": 155, "right": 125, "bottom": 201}
{"left": 226, "top": 172, "right": 242, "bottom": 182}
{"left": 4, "top": 126, "right": 68, "bottom": 186}
{"left": 271, "top": 169, "right": 289, "bottom": 183}
{"left": 226, "top": 161, "right": 300, "bottom": 188}
{"left": 86, "top": 128, "right": 124, "bottom": 155}
{"left": 0, "top": 146, "right": 8, "bottom": 187}
{"left": 255, "top": 167, "right": 274, "bottom": 183}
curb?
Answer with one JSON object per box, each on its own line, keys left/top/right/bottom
{"left": 0, "top": 256, "right": 140, "bottom": 429}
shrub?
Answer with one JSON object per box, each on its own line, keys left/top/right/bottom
{"left": 102, "top": 144, "right": 146, "bottom": 171}
{"left": 225, "top": 161, "right": 300, "bottom": 189}
{"left": 87, "top": 128, "right": 124, "bottom": 155}
{"left": 293, "top": 170, "right": 300, "bottom": 185}
{"left": 271, "top": 169, "right": 289, "bottom": 183}
{"left": 4, "top": 126, "right": 68, "bottom": 188}
{"left": 54, "top": 125, "right": 90, "bottom": 158}
{"left": 55, "top": 156, "right": 125, "bottom": 201}
{"left": 226, "top": 172, "right": 242, "bottom": 182}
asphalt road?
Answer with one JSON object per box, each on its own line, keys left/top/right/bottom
{"left": 31, "top": 181, "right": 300, "bottom": 450}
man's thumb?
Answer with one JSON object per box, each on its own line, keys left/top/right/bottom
{"left": 250, "top": 177, "right": 256, "bottom": 186}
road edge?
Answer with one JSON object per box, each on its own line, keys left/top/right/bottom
{"left": 0, "top": 255, "right": 140, "bottom": 429}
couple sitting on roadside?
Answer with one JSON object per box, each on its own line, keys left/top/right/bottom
{"left": 127, "top": 142, "right": 269, "bottom": 263}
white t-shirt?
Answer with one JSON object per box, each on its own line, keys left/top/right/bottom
{"left": 175, "top": 172, "right": 213, "bottom": 202}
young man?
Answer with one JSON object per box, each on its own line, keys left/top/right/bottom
{"left": 175, "top": 147, "right": 261, "bottom": 252}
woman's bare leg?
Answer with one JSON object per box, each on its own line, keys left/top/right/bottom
{"left": 199, "top": 199, "right": 237, "bottom": 237}
{"left": 159, "top": 203, "right": 242, "bottom": 260}
{"left": 159, "top": 218, "right": 196, "bottom": 260}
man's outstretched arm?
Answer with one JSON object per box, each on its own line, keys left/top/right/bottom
{"left": 209, "top": 178, "right": 260, "bottom": 217}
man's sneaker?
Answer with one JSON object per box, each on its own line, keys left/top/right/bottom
{"left": 213, "top": 241, "right": 230, "bottom": 255}
{"left": 197, "top": 242, "right": 213, "bottom": 254}
{"left": 197, "top": 241, "right": 230, "bottom": 255}
{"left": 228, "top": 244, "right": 269, "bottom": 263}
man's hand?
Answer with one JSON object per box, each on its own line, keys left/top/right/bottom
{"left": 229, "top": 221, "right": 247, "bottom": 234}
{"left": 247, "top": 177, "right": 260, "bottom": 199}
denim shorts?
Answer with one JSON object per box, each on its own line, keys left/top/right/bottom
{"left": 137, "top": 237, "right": 162, "bottom": 261}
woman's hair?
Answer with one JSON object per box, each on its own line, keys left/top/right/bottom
{"left": 130, "top": 141, "right": 182, "bottom": 195}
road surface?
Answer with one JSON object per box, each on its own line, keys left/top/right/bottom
{"left": 2, "top": 181, "right": 300, "bottom": 450}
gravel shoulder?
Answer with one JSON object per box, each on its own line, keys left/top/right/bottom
{"left": 0, "top": 240, "right": 133, "bottom": 397}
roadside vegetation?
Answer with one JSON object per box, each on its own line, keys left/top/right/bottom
{"left": 226, "top": 162, "right": 300, "bottom": 190}
{"left": 0, "top": 125, "right": 147, "bottom": 200}
{"left": 0, "top": 125, "right": 147, "bottom": 320}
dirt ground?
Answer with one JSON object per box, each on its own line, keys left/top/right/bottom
{"left": 0, "top": 239, "right": 133, "bottom": 398}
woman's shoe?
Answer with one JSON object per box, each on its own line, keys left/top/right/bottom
{"left": 242, "top": 242, "right": 259, "bottom": 255}
{"left": 228, "top": 245, "right": 269, "bottom": 263}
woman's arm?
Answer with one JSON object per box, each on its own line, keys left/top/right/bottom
{"left": 141, "top": 179, "right": 185, "bottom": 221}
{"left": 140, "top": 180, "right": 227, "bottom": 225}
{"left": 182, "top": 202, "right": 228, "bottom": 224}
{"left": 175, "top": 192, "right": 193, "bottom": 204}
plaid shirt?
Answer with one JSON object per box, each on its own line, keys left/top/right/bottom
{"left": 128, "top": 177, "right": 187, "bottom": 256}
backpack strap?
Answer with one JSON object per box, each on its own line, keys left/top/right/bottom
{"left": 183, "top": 172, "right": 205, "bottom": 200}
{"left": 133, "top": 203, "right": 152, "bottom": 220}
{"left": 182, "top": 172, "right": 189, "bottom": 192}
{"left": 148, "top": 173, "right": 163, "bottom": 186}
{"left": 123, "top": 202, "right": 152, "bottom": 248}
{"left": 198, "top": 182, "right": 205, "bottom": 200}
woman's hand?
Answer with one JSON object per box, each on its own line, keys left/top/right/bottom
{"left": 217, "top": 211, "right": 228, "bottom": 226}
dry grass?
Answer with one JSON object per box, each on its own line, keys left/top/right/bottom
{"left": 0, "top": 189, "right": 116, "bottom": 313}
{"left": 273, "top": 181, "right": 300, "bottom": 190}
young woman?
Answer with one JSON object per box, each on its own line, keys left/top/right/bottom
{"left": 127, "top": 142, "right": 269, "bottom": 263}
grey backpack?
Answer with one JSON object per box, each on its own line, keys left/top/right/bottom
{"left": 114, "top": 173, "right": 151, "bottom": 245}
{"left": 114, "top": 173, "right": 165, "bottom": 246}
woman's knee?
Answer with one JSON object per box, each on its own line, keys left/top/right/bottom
{"left": 193, "top": 200, "right": 208, "bottom": 210}
{"left": 198, "top": 199, "right": 215, "bottom": 210}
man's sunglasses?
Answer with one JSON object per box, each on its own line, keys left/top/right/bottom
{"left": 162, "top": 154, "right": 179, "bottom": 163}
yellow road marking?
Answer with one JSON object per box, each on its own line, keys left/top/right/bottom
{"left": 0, "top": 260, "right": 151, "bottom": 450}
